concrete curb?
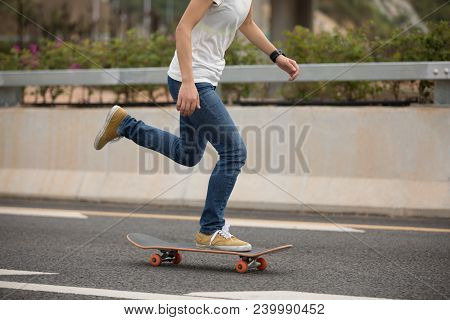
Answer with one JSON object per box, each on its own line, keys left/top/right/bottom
{"left": 0, "top": 169, "right": 448, "bottom": 218}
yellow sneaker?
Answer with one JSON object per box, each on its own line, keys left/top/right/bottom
{"left": 195, "top": 224, "right": 252, "bottom": 252}
{"left": 94, "top": 105, "right": 128, "bottom": 150}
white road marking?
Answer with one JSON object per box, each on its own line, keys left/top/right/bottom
{"left": 1, "top": 206, "right": 448, "bottom": 233}
{"left": 187, "top": 291, "right": 381, "bottom": 300}
{"left": 0, "top": 281, "right": 204, "bottom": 300}
{"left": 227, "top": 218, "right": 364, "bottom": 233}
{"left": 82, "top": 210, "right": 364, "bottom": 233}
{"left": 0, "top": 281, "right": 380, "bottom": 300}
{"left": 0, "top": 205, "right": 363, "bottom": 232}
{"left": 0, "top": 269, "right": 57, "bottom": 276}
{"left": 0, "top": 207, "right": 87, "bottom": 219}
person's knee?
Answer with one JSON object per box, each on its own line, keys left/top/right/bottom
{"left": 183, "top": 156, "right": 202, "bottom": 168}
{"left": 180, "top": 149, "right": 204, "bottom": 167}
{"left": 226, "top": 140, "right": 247, "bottom": 170}
{"left": 216, "top": 133, "right": 247, "bottom": 171}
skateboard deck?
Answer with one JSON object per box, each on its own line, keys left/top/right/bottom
{"left": 127, "top": 233, "right": 293, "bottom": 273}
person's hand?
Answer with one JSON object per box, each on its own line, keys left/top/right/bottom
{"left": 276, "top": 56, "right": 300, "bottom": 81}
{"left": 177, "top": 81, "right": 200, "bottom": 117}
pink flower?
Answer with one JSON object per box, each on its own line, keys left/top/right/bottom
{"left": 69, "top": 63, "right": 81, "bottom": 69}
{"left": 12, "top": 44, "right": 21, "bottom": 53}
{"left": 29, "top": 43, "right": 39, "bottom": 55}
{"left": 55, "top": 39, "right": 63, "bottom": 48}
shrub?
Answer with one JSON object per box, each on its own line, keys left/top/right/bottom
{"left": 282, "top": 21, "right": 449, "bottom": 103}
{"left": 0, "top": 49, "right": 20, "bottom": 71}
{"left": 374, "top": 21, "right": 450, "bottom": 102}
{"left": 7, "top": 30, "right": 176, "bottom": 104}
{"left": 1, "top": 21, "right": 448, "bottom": 105}
{"left": 283, "top": 25, "right": 380, "bottom": 102}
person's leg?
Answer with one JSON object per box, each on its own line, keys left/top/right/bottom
{"left": 117, "top": 79, "right": 207, "bottom": 167}
{"left": 167, "top": 78, "right": 248, "bottom": 249}
{"left": 185, "top": 84, "right": 247, "bottom": 235}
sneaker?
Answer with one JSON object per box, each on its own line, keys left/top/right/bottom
{"left": 195, "top": 224, "right": 252, "bottom": 252}
{"left": 94, "top": 105, "right": 128, "bottom": 150}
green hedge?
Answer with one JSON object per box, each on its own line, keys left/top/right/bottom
{"left": 282, "top": 21, "right": 449, "bottom": 102}
{"left": 0, "top": 22, "right": 448, "bottom": 104}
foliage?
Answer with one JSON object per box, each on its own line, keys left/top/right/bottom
{"left": 375, "top": 21, "right": 450, "bottom": 62}
{"left": 282, "top": 21, "right": 449, "bottom": 103}
{"left": 372, "top": 21, "right": 450, "bottom": 102}
{"left": 3, "top": 30, "right": 176, "bottom": 104}
{"left": 0, "top": 21, "right": 448, "bottom": 104}
{"left": 0, "top": 48, "right": 20, "bottom": 70}
{"left": 283, "top": 24, "right": 379, "bottom": 101}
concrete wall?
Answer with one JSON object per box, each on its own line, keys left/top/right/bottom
{"left": 0, "top": 106, "right": 449, "bottom": 217}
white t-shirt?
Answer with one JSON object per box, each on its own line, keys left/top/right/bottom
{"left": 168, "top": 0, "right": 253, "bottom": 86}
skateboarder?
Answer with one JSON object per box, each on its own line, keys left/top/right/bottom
{"left": 94, "top": 0, "right": 299, "bottom": 252}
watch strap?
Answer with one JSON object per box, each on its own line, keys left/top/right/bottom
{"left": 270, "top": 49, "right": 285, "bottom": 63}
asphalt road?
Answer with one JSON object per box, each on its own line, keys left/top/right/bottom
{"left": 0, "top": 199, "right": 449, "bottom": 300}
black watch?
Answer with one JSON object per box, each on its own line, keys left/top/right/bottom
{"left": 270, "top": 49, "right": 286, "bottom": 63}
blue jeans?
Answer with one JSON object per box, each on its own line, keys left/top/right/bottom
{"left": 118, "top": 76, "right": 247, "bottom": 234}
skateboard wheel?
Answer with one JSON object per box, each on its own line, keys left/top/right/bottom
{"left": 149, "top": 254, "right": 162, "bottom": 267}
{"left": 256, "top": 257, "right": 268, "bottom": 271}
{"left": 172, "top": 252, "right": 182, "bottom": 265}
{"left": 235, "top": 259, "right": 248, "bottom": 273}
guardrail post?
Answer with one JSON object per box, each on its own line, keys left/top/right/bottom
{"left": 0, "top": 87, "right": 22, "bottom": 107}
{"left": 434, "top": 80, "right": 450, "bottom": 106}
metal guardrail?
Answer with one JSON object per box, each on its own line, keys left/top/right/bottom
{"left": 0, "top": 62, "right": 449, "bottom": 105}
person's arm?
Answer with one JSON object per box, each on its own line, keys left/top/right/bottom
{"left": 239, "top": 6, "right": 300, "bottom": 81}
{"left": 175, "top": 0, "right": 213, "bottom": 116}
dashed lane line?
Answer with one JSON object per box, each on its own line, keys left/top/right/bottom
{"left": 0, "top": 281, "right": 201, "bottom": 300}
{"left": 0, "top": 206, "right": 362, "bottom": 233}
{"left": 0, "top": 269, "right": 57, "bottom": 276}
{"left": 82, "top": 211, "right": 363, "bottom": 233}
{"left": 334, "top": 223, "right": 450, "bottom": 233}
{"left": 0, "top": 206, "right": 87, "bottom": 219}
{"left": 83, "top": 211, "right": 450, "bottom": 233}
{"left": 187, "top": 291, "right": 382, "bottom": 300}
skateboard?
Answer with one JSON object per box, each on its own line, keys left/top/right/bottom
{"left": 127, "top": 233, "right": 293, "bottom": 273}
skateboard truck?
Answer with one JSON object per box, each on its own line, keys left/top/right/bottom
{"left": 149, "top": 250, "right": 182, "bottom": 266}
{"left": 236, "top": 256, "right": 268, "bottom": 273}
